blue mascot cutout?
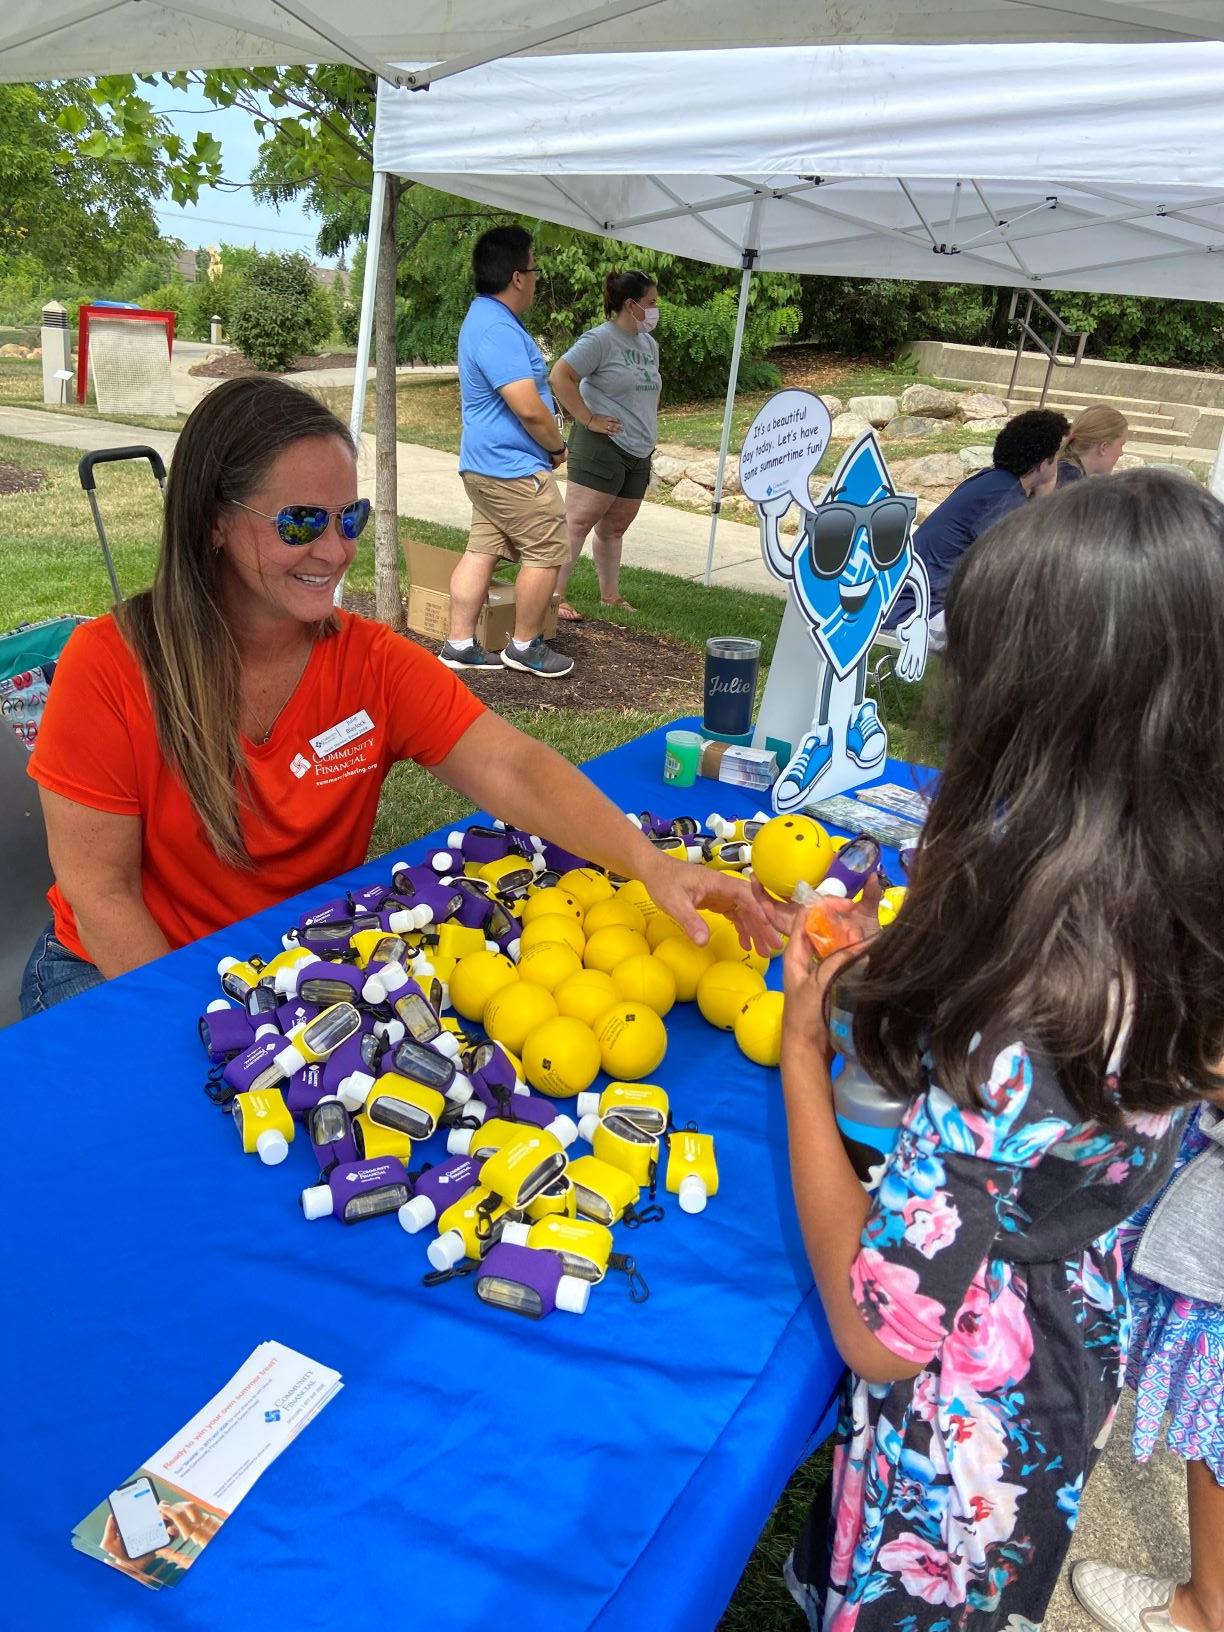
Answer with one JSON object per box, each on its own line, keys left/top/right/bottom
{"left": 759, "top": 429, "right": 930, "bottom": 812}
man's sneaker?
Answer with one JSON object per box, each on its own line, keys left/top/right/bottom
{"left": 439, "top": 639, "right": 503, "bottom": 672}
{"left": 500, "top": 637, "right": 575, "bottom": 679}
{"left": 1069, "top": 1562, "right": 1188, "bottom": 1632}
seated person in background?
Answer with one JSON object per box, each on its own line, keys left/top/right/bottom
{"left": 1057, "top": 404, "right": 1129, "bottom": 485}
{"left": 20, "top": 375, "right": 781, "bottom": 1018}
{"left": 888, "top": 408, "right": 1069, "bottom": 649}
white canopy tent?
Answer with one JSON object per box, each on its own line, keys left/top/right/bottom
{"left": 370, "top": 42, "right": 1224, "bottom": 575}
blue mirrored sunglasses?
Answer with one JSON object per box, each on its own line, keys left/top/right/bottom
{"left": 233, "top": 497, "right": 371, "bottom": 546}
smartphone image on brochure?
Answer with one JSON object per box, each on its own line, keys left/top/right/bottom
{"left": 107, "top": 1477, "right": 171, "bottom": 1560}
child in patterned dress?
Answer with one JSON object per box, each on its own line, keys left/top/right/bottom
{"left": 775, "top": 470, "right": 1224, "bottom": 1632}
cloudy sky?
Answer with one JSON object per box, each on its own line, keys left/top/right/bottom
{"left": 151, "top": 85, "right": 337, "bottom": 262}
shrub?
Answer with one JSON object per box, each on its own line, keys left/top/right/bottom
{"left": 229, "top": 251, "right": 334, "bottom": 371}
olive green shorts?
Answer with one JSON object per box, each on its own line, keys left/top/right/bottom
{"left": 566, "top": 422, "right": 653, "bottom": 501}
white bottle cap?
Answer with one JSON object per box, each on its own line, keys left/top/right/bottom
{"left": 678, "top": 1174, "right": 708, "bottom": 1214}
{"left": 447, "top": 1129, "right": 475, "bottom": 1156}
{"left": 397, "top": 1195, "right": 437, "bottom": 1233}
{"left": 217, "top": 956, "right": 238, "bottom": 976}
{"left": 254, "top": 1022, "right": 279, "bottom": 1039}
{"left": 337, "top": 1070, "right": 375, "bottom": 1112}
{"left": 707, "top": 814, "right": 729, "bottom": 837}
{"left": 430, "top": 851, "right": 451, "bottom": 874}
{"left": 376, "top": 1019, "right": 406, "bottom": 1047}
{"left": 528, "top": 855, "right": 546, "bottom": 876}
{"left": 427, "top": 1229, "right": 465, "bottom": 1272}
{"left": 274, "top": 965, "right": 302, "bottom": 997}
{"left": 505, "top": 937, "right": 522, "bottom": 962}
{"left": 549, "top": 1114, "right": 579, "bottom": 1149}
{"left": 817, "top": 877, "right": 849, "bottom": 898}
{"left": 463, "top": 1100, "right": 487, "bottom": 1125}
{"left": 577, "top": 1112, "right": 599, "bottom": 1143}
{"left": 500, "top": 1221, "right": 531, "bottom": 1247}
{"left": 576, "top": 1091, "right": 601, "bottom": 1120}
{"left": 273, "top": 1042, "right": 307, "bottom": 1078}
{"left": 434, "top": 1033, "right": 460, "bottom": 1060}
{"left": 281, "top": 932, "right": 298, "bottom": 951}
{"left": 513, "top": 1079, "right": 530, "bottom": 1096}
{"left": 445, "top": 1074, "right": 473, "bottom": 1105}
{"left": 555, "top": 1275, "right": 591, "bottom": 1315}
{"left": 206, "top": 998, "right": 231, "bottom": 1014}
{"left": 626, "top": 811, "right": 643, "bottom": 828}
{"left": 256, "top": 1129, "right": 289, "bottom": 1166}
{"left": 300, "top": 1183, "right": 333, "bottom": 1220}
{"left": 446, "top": 829, "right": 463, "bottom": 849}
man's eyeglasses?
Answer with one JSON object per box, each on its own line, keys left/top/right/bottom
{"left": 232, "top": 498, "right": 372, "bottom": 547}
{"left": 804, "top": 493, "right": 917, "bottom": 579}
{"left": 518, "top": 261, "right": 542, "bottom": 276}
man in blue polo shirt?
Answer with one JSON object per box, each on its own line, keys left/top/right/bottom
{"left": 440, "top": 225, "right": 574, "bottom": 679}
{"left": 891, "top": 408, "right": 1069, "bottom": 648}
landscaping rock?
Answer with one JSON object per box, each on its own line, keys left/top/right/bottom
{"left": 899, "top": 383, "right": 960, "bottom": 419}
{"left": 883, "top": 416, "right": 942, "bottom": 440}
{"left": 899, "top": 453, "right": 965, "bottom": 488}
{"left": 720, "top": 494, "right": 757, "bottom": 524}
{"left": 846, "top": 394, "right": 899, "bottom": 427}
{"left": 830, "top": 412, "right": 873, "bottom": 440}
{"left": 966, "top": 416, "right": 1007, "bottom": 432}
{"left": 958, "top": 391, "right": 1009, "bottom": 422}
{"left": 958, "top": 445, "right": 994, "bottom": 472}
{"left": 0, "top": 342, "right": 30, "bottom": 358}
{"left": 671, "top": 477, "right": 712, "bottom": 509}
{"left": 650, "top": 452, "right": 689, "bottom": 486}
{"left": 684, "top": 454, "right": 740, "bottom": 495}
{"left": 819, "top": 394, "right": 844, "bottom": 419}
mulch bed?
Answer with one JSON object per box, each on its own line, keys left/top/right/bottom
{"left": 0, "top": 462, "right": 47, "bottom": 495}
{"left": 189, "top": 351, "right": 361, "bottom": 380}
{"left": 343, "top": 588, "right": 701, "bottom": 714}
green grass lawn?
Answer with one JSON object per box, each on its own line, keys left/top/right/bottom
{"left": 0, "top": 426, "right": 941, "bottom": 1627}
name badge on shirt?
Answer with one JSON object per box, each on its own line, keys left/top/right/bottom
{"left": 310, "top": 710, "right": 374, "bottom": 759}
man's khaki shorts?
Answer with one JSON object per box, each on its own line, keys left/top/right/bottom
{"left": 461, "top": 470, "right": 569, "bottom": 567}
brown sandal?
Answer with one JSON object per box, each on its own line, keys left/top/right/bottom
{"left": 600, "top": 596, "right": 637, "bottom": 612}
{"left": 557, "top": 601, "right": 585, "bottom": 623}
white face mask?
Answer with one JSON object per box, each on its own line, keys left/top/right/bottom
{"left": 634, "top": 302, "right": 660, "bottom": 334}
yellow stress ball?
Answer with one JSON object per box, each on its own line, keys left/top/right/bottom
{"left": 734, "top": 989, "right": 786, "bottom": 1067}
{"left": 554, "top": 969, "right": 620, "bottom": 1030}
{"left": 520, "top": 887, "right": 584, "bottom": 926}
{"left": 522, "top": 1015, "right": 602, "bottom": 1099}
{"left": 697, "top": 960, "right": 768, "bottom": 1031}
{"left": 652, "top": 935, "right": 717, "bottom": 1002}
{"left": 645, "top": 911, "right": 686, "bottom": 951}
{"left": 596, "top": 1001, "right": 668, "bottom": 1081}
{"left": 448, "top": 949, "right": 519, "bottom": 1023}
{"left": 705, "top": 917, "right": 769, "bottom": 972}
{"left": 519, "top": 912, "right": 586, "bottom": 960}
{"left": 878, "top": 886, "right": 907, "bottom": 927}
{"left": 584, "top": 925, "right": 650, "bottom": 974}
{"left": 615, "top": 878, "right": 661, "bottom": 924}
{"left": 584, "top": 896, "right": 647, "bottom": 938}
{"left": 483, "top": 981, "right": 559, "bottom": 1055}
{"left": 517, "top": 940, "right": 584, "bottom": 994}
{"left": 750, "top": 814, "right": 834, "bottom": 901}
{"left": 557, "top": 867, "right": 614, "bottom": 911}
{"left": 611, "top": 953, "right": 677, "bottom": 1017}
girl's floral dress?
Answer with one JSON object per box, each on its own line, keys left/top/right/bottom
{"left": 789, "top": 1038, "right": 1183, "bottom": 1632}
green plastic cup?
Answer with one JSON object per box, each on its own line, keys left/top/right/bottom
{"left": 663, "top": 729, "right": 702, "bottom": 789}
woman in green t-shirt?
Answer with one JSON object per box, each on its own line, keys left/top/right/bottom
{"left": 549, "top": 270, "right": 662, "bottom": 621}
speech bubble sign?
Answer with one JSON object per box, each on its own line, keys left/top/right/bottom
{"left": 738, "top": 389, "right": 833, "bottom": 514}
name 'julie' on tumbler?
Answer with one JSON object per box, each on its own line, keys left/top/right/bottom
{"left": 708, "top": 676, "right": 753, "bottom": 696}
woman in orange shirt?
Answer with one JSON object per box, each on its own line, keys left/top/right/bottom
{"left": 22, "top": 376, "right": 779, "bottom": 1016}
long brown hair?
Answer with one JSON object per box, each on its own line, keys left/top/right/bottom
{"left": 1060, "top": 404, "right": 1129, "bottom": 475}
{"left": 116, "top": 376, "right": 355, "bottom": 867}
{"left": 852, "top": 469, "right": 1224, "bottom": 1121}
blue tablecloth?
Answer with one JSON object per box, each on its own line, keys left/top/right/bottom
{"left": 4, "top": 719, "right": 933, "bottom": 1632}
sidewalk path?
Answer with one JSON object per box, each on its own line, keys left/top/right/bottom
{"left": 0, "top": 403, "right": 783, "bottom": 597}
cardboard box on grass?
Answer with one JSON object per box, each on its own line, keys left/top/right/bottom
{"left": 403, "top": 538, "right": 558, "bottom": 649}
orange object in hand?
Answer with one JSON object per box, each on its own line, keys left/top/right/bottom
{"left": 803, "top": 896, "right": 866, "bottom": 960}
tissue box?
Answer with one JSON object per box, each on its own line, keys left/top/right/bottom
{"left": 698, "top": 739, "right": 778, "bottom": 791}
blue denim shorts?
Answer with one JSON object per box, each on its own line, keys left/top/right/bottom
{"left": 20, "top": 923, "right": 104, "bottom": 1019}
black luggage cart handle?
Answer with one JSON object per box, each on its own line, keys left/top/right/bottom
{"left": 77, "top": 446, "right": 168, "bottom": 605}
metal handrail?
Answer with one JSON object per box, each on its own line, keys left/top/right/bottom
{"left": 1006, "top": 290, "right": 1090, "bottom": 407}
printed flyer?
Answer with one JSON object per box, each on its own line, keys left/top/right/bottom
{"left": 73, "top": 1341, "right": 342, "bottom": 1588}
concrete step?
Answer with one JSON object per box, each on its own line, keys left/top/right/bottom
{"left": 1124, "top": 441, "right": 1213, "bottom": 470}
{"left": 1002, "top": 407, "right": 1189, "bottom": 446}
{"left": 935, "top": 375, "right": 1172, "bottom": 418}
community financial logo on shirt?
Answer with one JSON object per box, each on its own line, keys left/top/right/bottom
{"left": 291, "top": 710, "right": 378, "bottom": 785}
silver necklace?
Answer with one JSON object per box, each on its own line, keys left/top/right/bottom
{"left": 244, "top": 641, "right": 314, "bottom": 745}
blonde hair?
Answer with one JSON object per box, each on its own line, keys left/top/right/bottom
{"left": 116, "top": 377, "right": 353, "bottom": 867}
{"left": 1061, "top": 405, "right": 1129, "bottom": 474}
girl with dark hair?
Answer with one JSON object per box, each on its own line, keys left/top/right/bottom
{"left": 21, "top": 375, "right": 779, "bottom": 1015}
{"left": 548, "top": 269, "right": 661, "bottom": 620}
{"left": 776, "top": 469, "right": 1224, "bottom": 1631}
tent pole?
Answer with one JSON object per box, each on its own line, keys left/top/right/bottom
{"left": 337, "top": 167, "right": 387, "bottom": 608}
{"left": 703, "top": 242, "right": 758, "bottom": 588}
